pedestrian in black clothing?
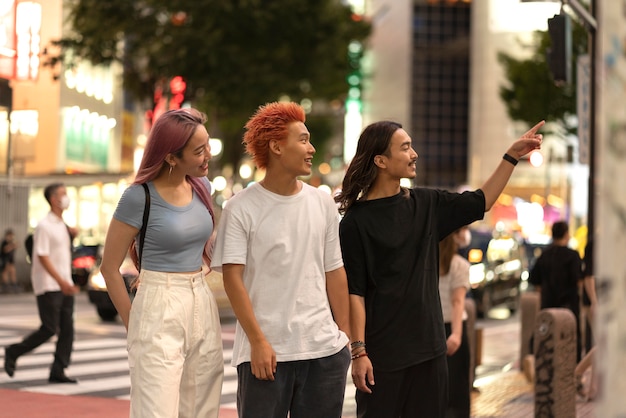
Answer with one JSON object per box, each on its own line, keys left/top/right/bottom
{"left": 529, "top": 220, "right": 584, "bottom": 362}
{"left": 439, "top": 227, "right": 473, "bottom": 417}
{"left": 581, "top": 239, "right": 597, "bottom": 354}
{"left": 1, "top": 228, "right": 19, "bottom": 293}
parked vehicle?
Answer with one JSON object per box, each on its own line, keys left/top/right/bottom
{"left": 523, "top": 235, "right": 552, "bottom": 290}
{"left": 460, "top": 229, "right": 526, "bottom": 318}
{"left": 87, "top": 256, "right": 138, "bottom": 322}
{"left": 87, "top": 256, "right": 232, "bottom": 322}
{"left": 71, "top": 244, "right": 100, "bottom": 287}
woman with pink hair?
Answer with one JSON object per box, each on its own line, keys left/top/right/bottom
{"left": 100, "top": 108, "right": 223, "bottom": 418}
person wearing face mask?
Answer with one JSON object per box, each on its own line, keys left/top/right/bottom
{"left": 4, "top": 183, "right": 80, "bottom": 383}
{"left": 438, "top": 226, "right": 472, "bottom": 417}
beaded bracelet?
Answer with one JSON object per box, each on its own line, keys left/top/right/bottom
{"left": 351, "top": 352, "right": 368, "bottom": 360}
{"left": 350, "top": 341, "right": 365, "bottom": 349}
{"left": 351, "top": 347, "right": 366, "bottom": 356}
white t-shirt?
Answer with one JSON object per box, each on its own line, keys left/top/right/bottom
{"left": 211, "top": 182, "right": 348, "bottom": 366}
{"left": 438, "top": 254, "right": 470, "bottom": 323}
{"left": 31, "top": 212, "right": 73, "bottom": 295}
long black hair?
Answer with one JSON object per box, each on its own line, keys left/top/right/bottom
{"left": 335, "top": 121, "right": 402, "bottom": 214}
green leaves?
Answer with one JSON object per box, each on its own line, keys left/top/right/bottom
{"left": 49, "top": 0, "right": 370, "bottom": 168}
{"left": 52, "top": 0, "right": 370, "bottom": 116}
{"left": 498, "top": 20, "right": 588, "bottom": 133}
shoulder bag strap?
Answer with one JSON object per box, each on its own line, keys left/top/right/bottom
{"left": 138, "top": 183, "right": 151, "bottom": 270}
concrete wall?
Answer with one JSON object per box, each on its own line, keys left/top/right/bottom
{"left": 362, "top": 0, "right": 412, "bottom": 131}
{"left": 596, "top": 0, "right": 626, "bottom": 414}
{"left": 469, "top": 0, "right": 561, "bottom": 188}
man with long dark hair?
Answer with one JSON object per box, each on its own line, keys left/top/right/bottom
{"left": 336, "top": 120, "right": 544, "bottom": 417}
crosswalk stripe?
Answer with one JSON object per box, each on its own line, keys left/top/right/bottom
{"left": 0, "top": 359, "right": 131, "bottom": 384}
{"left": 0, "top": 330, "right": 234, "bottom": 389}
{"left": 0, "top": 346, "right": 128, "bottom": 367}
{"left": 23, "top": 375, "right": 131, "bottom": 396}
{"left": 0, "top": 329, "right": 356, "bottom": 416}
{"left": 0, "top": 337, "right": 126, "bottom": 351}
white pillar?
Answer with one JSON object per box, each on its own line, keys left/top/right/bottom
{"left": 596, "top": 0, "right": 626, "bottom": 415}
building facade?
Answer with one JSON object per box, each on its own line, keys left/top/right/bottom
{"left": 361, "top": 0, "right": 584, "bottom": 238}
{"left": 0, "top": 0, "right": 141, "bottom": 284}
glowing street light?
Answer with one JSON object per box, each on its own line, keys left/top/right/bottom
{"left": 529, "top": 150, "right": 544, "bottom": 167}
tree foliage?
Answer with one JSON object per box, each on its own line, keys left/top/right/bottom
{"left": 47, "top": 0, "right": 370, "bottom": 167}
{"left": 497, "top": 18, "right": 588, "bottom": 133}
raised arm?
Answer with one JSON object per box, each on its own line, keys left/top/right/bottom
{"left": 481, "top": 120, "right": 545, "bottom": 210}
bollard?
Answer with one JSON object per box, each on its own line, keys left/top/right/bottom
{"left": 465, "top": 297, "right": 477, "bottom": 392}
{"left": 520, "top": 291, "right": 540, "bottom": 375}
{"left": 534, "top": 308, "right": 577, "bottom": 418}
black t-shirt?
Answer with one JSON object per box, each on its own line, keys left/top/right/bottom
{"left": 529, "top": 245, "right": 583, "bottom": 314}
{"left": 1, "top": 239, "right": 15, "bottom": 264}
{"left": 339, "top": 187, "right": 485, "bottom": 371}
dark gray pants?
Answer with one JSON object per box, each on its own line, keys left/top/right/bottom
{"left": 8, "top": 291, "right": 74, "bottom": 374}
{"left": 236, "top": 346, "right": 350, "bottom": 418}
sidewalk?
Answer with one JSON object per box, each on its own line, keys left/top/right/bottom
{"left": 0, "top": 388, "right": 238, "bottom": 418}
{"left": 471, "top": 370, "right": 597, "bottom": 418}
{"left": 1, "top": 371, "right": 597, "bottom": 418}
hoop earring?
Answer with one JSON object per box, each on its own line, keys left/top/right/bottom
{"left": 168, "top": 164, "right": 173, "bottom": 180}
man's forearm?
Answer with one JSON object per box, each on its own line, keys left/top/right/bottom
{"left": 583, "top": 276, "right": 598, "bottom": 305}
{"left": 38, "top": 255, "right": 65, "bottom": 285}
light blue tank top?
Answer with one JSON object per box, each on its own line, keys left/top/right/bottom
{"left": 113, "top": 180, "right": 213, "bottom": 272}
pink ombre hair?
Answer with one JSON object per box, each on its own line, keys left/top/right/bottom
{"left": 243, "top": 102, "right": 306, "bottom": 169}
{"left": 130, "top": 108, "right": 215, "bottom": 269}
{"left": 134, "top": 108, "right": 213, "bottom": 212}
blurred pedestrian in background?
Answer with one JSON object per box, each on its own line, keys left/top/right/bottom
{"left": 336, "top": 119, "right": 544, "bottom": 417}
{"left": 100, "top": 108, "right": 223, "bottom": 418}
{"left": 1, "top": 228, "right": 19, "bottom": 293}
{"left": 4, "top": 183, "right": 79, "bottom": 383}
{"left": 577, "top": 236, "right": 598, "bottom": 401}
{"left": 211, "top": 102, "right": 350, "bottom": 418}
{"left": 580, "top": 238, "right": 597, "bottom": 356}
{"left": 529, "top": 220, "right": 584, "bottom": 362}
{"left": 439, "top": 226, "right": 473, "bottom": 417}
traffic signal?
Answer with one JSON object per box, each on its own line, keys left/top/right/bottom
{"left": 547, "top": 13, "right": 572, "bottom": 85}
{"left": 346, "top": 40, "right": 364, "bottom": 105}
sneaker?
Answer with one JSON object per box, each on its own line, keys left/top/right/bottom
{"left": 4, "top": 347, "right": 17, "bottom": 377}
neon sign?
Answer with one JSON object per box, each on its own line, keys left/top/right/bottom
{"left": 15, "top": 1, "right": 41, "bottom": 81}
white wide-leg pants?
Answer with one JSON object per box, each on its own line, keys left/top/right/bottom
{"left": 128, "top": 269, "right": 224, "bottom": 418}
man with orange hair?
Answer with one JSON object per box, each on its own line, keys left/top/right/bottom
{"left": 211, "top": 101, "right": 350, "bottom": 417}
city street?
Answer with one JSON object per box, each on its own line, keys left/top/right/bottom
{"left": 0, "top": 291, "right": 522, "bottom": 417}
